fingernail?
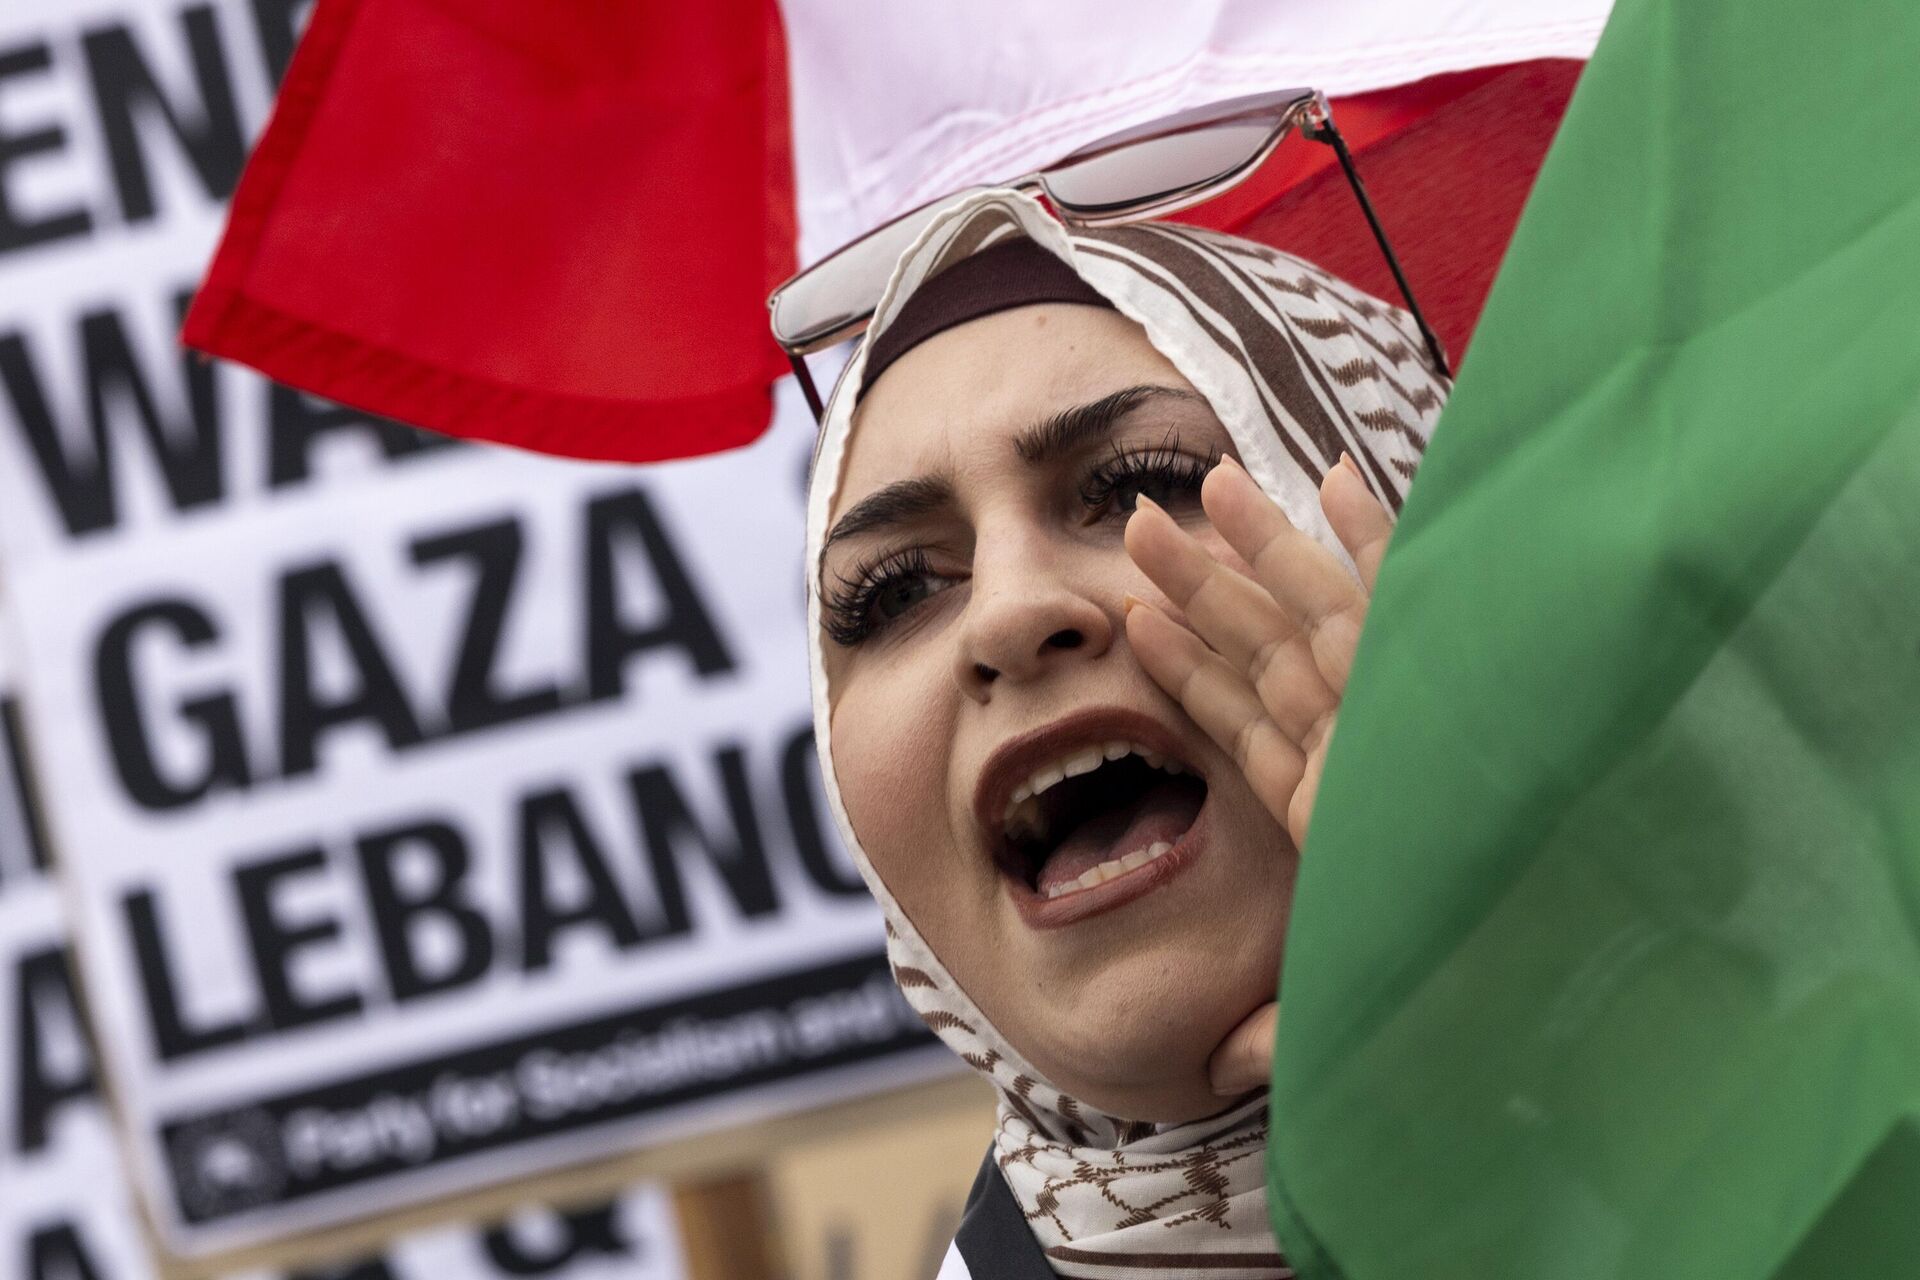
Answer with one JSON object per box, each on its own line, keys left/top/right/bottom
{"left": 1210, "top": 1070, "right": 1254, "bottom": 1097}
{"left": 1134, "top": 493, "right": 1167, "bottom": 516}
{"left": 1122, "top": 593, "right": 1145, "bottom": 615}
{"left": 1220, "top": 453, "right": 1247, "bottom": 472}
{"left": 1209, "top": 1050, "right": 1266, "bottom": 1097}
{"left": 1338, "top": 451, "right": 1364, "bottom": 482}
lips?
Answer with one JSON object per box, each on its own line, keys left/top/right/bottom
{"left": 973, "top": 708, "right": 1212, "bottom": 928}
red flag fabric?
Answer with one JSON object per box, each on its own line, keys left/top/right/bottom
{"left": 1175, "top": 61, "right": 1582, "bottom": 368}
{"left": 1203, "top": 59, "right": 1582, "bottom": 366}
{"left": 185, "top": 0, "right": 1574, "bottom": 463}
{"left": 184, "top": 0, "right": 796, "bottom": 462}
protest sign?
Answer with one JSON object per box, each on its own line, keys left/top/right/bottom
{"left": 227, "top": 1183, "right": 688, "bottom": 1280}
{"left": 0, "top": 0, "right": 943, "bottom": 1252}
{"left": 1, "top": 718, "right": 156, "bottom": 1280}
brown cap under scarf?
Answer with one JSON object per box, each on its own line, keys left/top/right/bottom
{"left": 857, "top": 237, "right": 1114, "bottom": 397}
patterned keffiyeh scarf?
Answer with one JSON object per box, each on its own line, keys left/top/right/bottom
{"left": 803, "top": 190, "right": 1447, "bottom": 1278}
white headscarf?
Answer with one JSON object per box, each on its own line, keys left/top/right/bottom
{"left": 804, "top": 190, "right": 1446, "bottom": 1278}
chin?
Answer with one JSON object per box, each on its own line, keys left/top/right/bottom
{"left": 1021, "top": 933, "right": 1281, "bottom": 1124}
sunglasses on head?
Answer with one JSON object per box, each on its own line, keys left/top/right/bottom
{"left": 768, "top": 87, "right": 1450, "bottom": 422}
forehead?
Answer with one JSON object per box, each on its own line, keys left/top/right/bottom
{"left": 833, "top": 303, "right": 1191, "bottom": 518}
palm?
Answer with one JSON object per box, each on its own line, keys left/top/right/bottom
{"left": 1122, "top": 454, "right": 1390, "bottom": 1099}
{"left": 1124, "top": 455, "right": 1389, "bottom": 851}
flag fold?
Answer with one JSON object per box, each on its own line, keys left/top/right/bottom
{"left": 1269, "top": 0, "right": 1920, "bottom": 1276}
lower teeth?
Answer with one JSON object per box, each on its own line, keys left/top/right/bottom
{"left": 1045, "top": 840, "right": 1175, "bottom": 899}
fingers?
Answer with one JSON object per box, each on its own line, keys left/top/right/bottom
{"left": 1123, "top": 498, "right": 1336, "bottom": 746}
{"left": 1199, "top": 459, "right": 1372, "bottom": 694}
{"left": 1124, "top": 600, "right": 1305, "bottom": 826}
{"left": 1288, "top": 729, "right": 1329, "bottom": 845}
{"left": 1208, "top": 1001, "right": 1279, "bottom": 1097}
{"left": 1319, "top": 456, "right": 1395, "bottom": 594}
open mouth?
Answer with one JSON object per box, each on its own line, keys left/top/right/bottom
{"left": 992, "top": 741, "right": 1209, "bottom": 901}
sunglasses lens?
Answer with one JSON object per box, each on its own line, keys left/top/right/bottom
{"left": 771, "top": 196, "right": 969, "bottom": 349}
{"left": 1044, "top": 118, "right": 1277, "bottom": 214}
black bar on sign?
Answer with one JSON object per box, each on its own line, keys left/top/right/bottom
{"left": 157, "top": 950, "right": 934, "bottom": 1224}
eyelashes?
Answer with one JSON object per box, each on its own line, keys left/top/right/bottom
{"left": 1078, "top": 431, "right": 1221, "bottom": 518}
{"left": 822, "top": 547, "right": 937, "bottom": 647}
{"left": 822, "top": 432, "right": 1221, "bottom": 648}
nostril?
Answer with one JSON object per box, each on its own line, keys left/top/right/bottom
{"left": 1044, "top": 628, "right": 1083, "bottom": 651}
{"left": 974, "top": 661, "right": 999, "bottom": 683}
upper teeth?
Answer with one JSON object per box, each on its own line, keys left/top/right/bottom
{"left": 1002, "top": 740, "right": 1187, "bottom": 835}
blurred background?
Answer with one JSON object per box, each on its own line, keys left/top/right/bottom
{"left": 0, "top": 1, "right": 1603, "bottom": 1276}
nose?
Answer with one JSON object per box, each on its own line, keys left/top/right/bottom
{"left": 953, "top": 539, "right": 1114, "bottom": 701}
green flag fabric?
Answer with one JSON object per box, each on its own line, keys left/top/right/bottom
{"left": 1266, "top": 1, "right": 1920, "bottom": 1278}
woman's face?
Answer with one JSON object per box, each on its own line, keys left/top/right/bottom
{"left": 822, "top": 302, "right": 1298, "bottom": 1123}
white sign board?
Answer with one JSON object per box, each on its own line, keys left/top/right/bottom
{"left": 0, "top": 0, "right": 944, "bottom": 1253}
{"left": 0, "top": 727, "right": 157, "bottom": 1280}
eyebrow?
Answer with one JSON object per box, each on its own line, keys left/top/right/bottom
{"left": 822, "top": 384, "right": 1208, "bottom": 552}
{"left": 823, "top": 474, "right": 955, "bottom": 552}
{"left": 1013, "top": 384, "right": 1206, "bottom": 464}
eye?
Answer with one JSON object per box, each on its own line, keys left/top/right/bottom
{"left": 873, "top": 572, "right": 936, "bottom": 621}
{"left": 1080, "top": 432, "right": 1221, "bottom": 520}
{"left": 822, "top": 547, "right": 955, "bottom": 646}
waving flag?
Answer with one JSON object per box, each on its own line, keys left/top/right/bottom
{"left": 1271, "top": 0, "right": 1920, "bottom": 1276}
{"left": 185, "top": 0, "right": 1608, "bottom": 461}
{"left": 182, "top": 0, "right": 799, "bottom": 462}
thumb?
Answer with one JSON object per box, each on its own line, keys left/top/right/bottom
{"left": 1207, "top": 1001, "right": 1279, "bottom": 1097}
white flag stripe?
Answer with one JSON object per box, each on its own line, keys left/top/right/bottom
{"left": 781, "top": 0, "right": 1612, "bottom": 262}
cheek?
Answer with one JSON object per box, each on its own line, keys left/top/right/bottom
{"left": 827, "top": 666, "right": 956, "bottom": 888}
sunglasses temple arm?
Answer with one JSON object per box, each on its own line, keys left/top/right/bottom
{"left": 1312, "top": 116, "right": 1453, "bottom": 381}
{"left": 788, "top": 350, "right": 827, "bottom": 423}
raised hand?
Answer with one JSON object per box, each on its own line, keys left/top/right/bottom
{"left": 1124, "top": 452, "right": 1389, "bottom": 846}
{"left": 1122, "top": 452, "right": 1393, "bottom": 1094}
